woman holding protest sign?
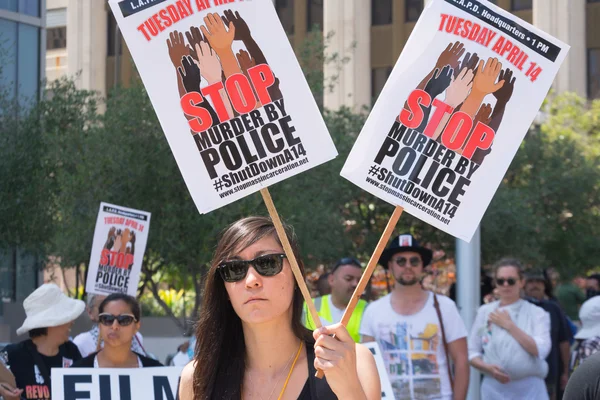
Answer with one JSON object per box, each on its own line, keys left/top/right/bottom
{"left": 71, "top": 294, "right": 162, "bottom": 368}
{"left": 178, "top": 216, "right": 380, "bottom": 400}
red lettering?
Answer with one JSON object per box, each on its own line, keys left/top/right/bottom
{"left": 201, "top": 82, "right": 231, "bottom": 122}
{"left": 137, "top": 24, "right": 151, "bottom": 41}
{"left": 100, "top": 249, "right": 109, "bottom": 265}
{"left": 125, "top": 254, "right": 134, "bottom": 267}
{"left": 441, "top": 112, "right": 473, "bottom": 150}
{"left": 247, "top": 64, "right": 275, "bottom": 105}
{"left": 400, "top": 89, "right": 430, "bottom": 129}
{"left": 423, "top": 99, "right": 454, "bottom": 138}
{"left": 225, "top": 74, "right": 258, "bottom": 114}
{"left": 463, "top": 122, "right": 495, "bottom": 159}
{"left": 159, "top": 9, "right": 172, "bottom": 28}
{"left": 166, "top": 4, "right": 181, "bottom": 24}
{"left": 500, "top": 40, "right": 513, "bottom": 57}
{"left": 180, "top": 92, "right": 213, "bottom": 132}
{"left": 438, "top": 14, "right": 450, "bottom": 31}
{"left": 151, "top": 14, "right": 165, "bottom": 33}
{"left": 461, "top": 20, "right": 472, "bottom": 38}
{"left": 43, "top": 386, "right": 50, "bottom": 398}
{"left": 26, "top": 386, "right": 33, "bottom": 398}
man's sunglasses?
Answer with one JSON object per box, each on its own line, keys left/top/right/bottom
{"left": 218, "top": 253, "right": 286, "bottom": 283}
{"left": 98, "top": 313, "right": 137, "bottom": 327}
{"left": 392, "top": 256, "right": 422, "bottom": 267}
{"left": 496, "top": 278, "right": 518, "bottom": 286}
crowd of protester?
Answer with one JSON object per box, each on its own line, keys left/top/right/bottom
{"left": 1, "top": 219, "right": 599, "bottom": 399}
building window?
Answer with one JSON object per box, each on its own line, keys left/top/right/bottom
{"left": 107, "top": 11, "right": 122, "bottom": 56}
{"left": 276, "top": 0, "right": 294, "bottom": 34}
{"left": 307, "top": 0, "right": 322, "bottom": 31}
{"left": 47, "top": 26, "right": 66, "bottom": 50}
{"left": 406, "top": 0, "right": 423, "bottom": 22}
{"left": 511, "top": 0, "right": 532, "bottom": 10}
{"left": 372, "top": 0, "right": 392, "bottom": 26}
{"left": 589, "top": 49, "right": 600, "bottom": 99}
{"left": 19, "top": 0, "right": 39, "bottom": 17}
{"left": 0, "top": 0, "right": 18, "bottom": 12}
{"left": 372, "top": 66, "right": 392, "bottom": 103}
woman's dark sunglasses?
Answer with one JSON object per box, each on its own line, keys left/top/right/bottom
{"left": 98, "top": 313, "right": 137, "bottom": 327}
{"left": 496, "top": 278, "right": 518, "bottom": 286}
{"left": 218, "top": 253, "right": 286, "bottom": 283}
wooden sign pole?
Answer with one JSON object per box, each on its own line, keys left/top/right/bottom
{"left": 260, "top": 188, "right": 322, "bottom": 329}
{"left": 315, "top": 205, "right": 403, "bottom": 378}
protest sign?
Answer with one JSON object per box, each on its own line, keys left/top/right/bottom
{"left": 85, "top": 202, "right": 151, "bottom": 297}
{"left": 341, "top": 0, "right": 569, "bottom": 242}
{"left": 107, "top": 0, "right": 337, "bottom": 215}
{"left": 364, "top": 342, "right": 395, "bottom": 399}
{"left": 51, "top": 366, "right": 182, "bottom": 400}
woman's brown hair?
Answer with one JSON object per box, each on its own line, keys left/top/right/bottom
{"left": 192, "top": 216, "right": 313, "bottom": 399}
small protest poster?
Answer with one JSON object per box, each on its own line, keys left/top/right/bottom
{"left": 107, "top": 0, "right": 337, "bottom": 214}
{"left": 51, "top": 366, "right": 182, "bottom": 400}
{"left": 364, "top": 342, "right": 395, "bottom": 399}
{"left": 341, "top": 0, "right": 569, "bottom": 242}
{"left": 85, "top": 202, "right": 151, "bottom": 297}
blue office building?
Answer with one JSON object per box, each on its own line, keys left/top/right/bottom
{"left": 0, "top": 0, "right": 45, "bottom": 303}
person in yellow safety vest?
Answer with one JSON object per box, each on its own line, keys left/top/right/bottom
{"left": 304, "top": 257, "right": 367, "bottom": 343}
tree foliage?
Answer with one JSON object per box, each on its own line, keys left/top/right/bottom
{"left": 2, "top": 33, "right": 600, "bottom": 332}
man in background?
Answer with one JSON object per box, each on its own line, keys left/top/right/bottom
{"left": 304, "top": 257, "right": 366, "bottom": 342}
{"left": 525, "top": 271, "right": 572, "bottom": 400}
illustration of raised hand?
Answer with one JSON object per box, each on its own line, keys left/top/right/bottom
{"left": 222, "top": 9, "right": 251, "bottom": 42}
{"left": 186, "top": 26, "right": 206, "bottom": 61}
{"left": 436, "top": 41, "right": 465, "bottom": 72}
{"left": 201, "top": 13, "right": 235, "bottom": 54}
{"left": 237, "top": 49, "right": 256, "bottom": 80}
{"left": 445, "top": 67, "right": 474, "bottom": 108}
{"left": 472, "top": 57, "right": 505, "bottom": 97}
{"left": 473, "top": 103, "right": 493, "bottom": 126}
{"left": 194, "top": 41, "right": 222, "bottom": 84}
{"left": 429, "top": 67, "right": 473, "bottom": 140}
{"left": 493, "top": 68, "right": 516, "bottom": 106}
{"left": 424, "top": 65, "right": 453, "bottom": 99}
{"left": 178, "top": 55, "right": 202, "bottom": 94}
{"left": 167, "top": 31, "right": 189, "bottom": 69}
{"left": 455, "top": 52, "right": 479, "bottom": 79}
{"left": 416, "top": 65, "right": 453, "bottom": 134}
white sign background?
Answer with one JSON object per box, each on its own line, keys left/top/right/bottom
{"left": 341, "top": 0, "right": 569, "bottom": 242}
{"left": 108, "top": 0, "right": 337, "bottom": 214}
{"left": 85, "top": 202, "right": 151, "bottom": 297}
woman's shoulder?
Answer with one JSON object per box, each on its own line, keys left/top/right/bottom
{"left": 178, "top": 361, "right": 196, "bottom": 400}
{"left": 477, "top": 300, "right": 499, "bottom": 313}
{"left": 137, "top": 353, "right": 163, "bottom": 367}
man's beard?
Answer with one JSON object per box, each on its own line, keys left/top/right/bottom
{"left": 395, "top": 275, "right": 420, "bottom": 286}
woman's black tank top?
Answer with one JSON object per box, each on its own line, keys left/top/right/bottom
{"left": 296, "top": 341, "right": 338, "bottom": 400}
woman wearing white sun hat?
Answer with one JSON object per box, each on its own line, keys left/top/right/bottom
{"left": 569, "top": 295, "right": 600, "bottom": 375}
{"left": 0, "top": 283, "right": 85, "bottom": 400}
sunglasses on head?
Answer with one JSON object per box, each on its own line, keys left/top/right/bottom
{"left": 98, "top": 313, "right": 137, "bottom": 327}
{"left": 496, "top": 278, "right": 518, "bottom": 286}
{"left": 392, "top": 256, "right": 422, "bottom": 267}
{"left": 218, "top": 253, "right": 286, "bottom": 283}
